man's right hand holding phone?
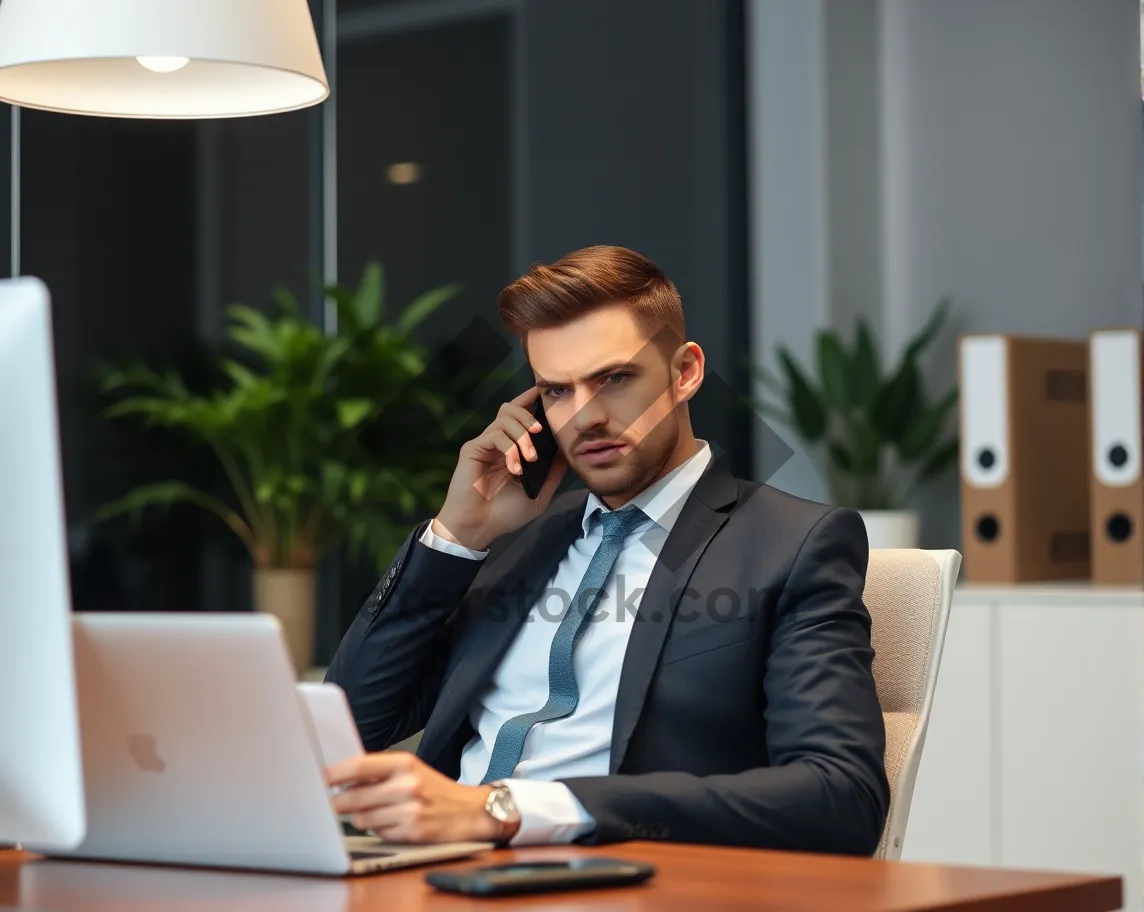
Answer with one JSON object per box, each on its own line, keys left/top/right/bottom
{"left": 431, "top": 387, "right": 567, "bottom": 552}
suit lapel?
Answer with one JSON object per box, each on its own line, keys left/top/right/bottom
{"left": 418, "top": 495, "right": 586, "bottom": 767}
{"left": 609, "top": 457, "right": 740, "bottom": 772}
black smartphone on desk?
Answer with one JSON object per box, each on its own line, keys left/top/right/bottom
{"left": 425, "top": 858, "right": 656, "bottom": 896}
{"left": 518, "top": 398, "right": 560, "bottom": 499}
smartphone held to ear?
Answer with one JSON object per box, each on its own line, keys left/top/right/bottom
{"left": 518, "top": 398, "right": 560, "bottom": 499}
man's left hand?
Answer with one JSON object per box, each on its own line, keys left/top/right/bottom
{"left": 325, "top": 752, "right": 516, "bottom": 844}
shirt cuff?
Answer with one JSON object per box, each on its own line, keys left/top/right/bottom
{"left": 499, "top": 779, "right": 597, "bottom": 845}
{"left": 419, "top": 519, "right": 489, "bottom": 560}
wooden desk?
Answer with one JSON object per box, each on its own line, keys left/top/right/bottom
{"left": 0, "top": 843, "right": 1122, "bottom": 912}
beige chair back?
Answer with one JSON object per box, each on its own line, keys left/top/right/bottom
{"left": 864, "top": 548, "right": 961, "bottom": 860}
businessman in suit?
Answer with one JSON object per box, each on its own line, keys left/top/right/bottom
{"left": 324, "top": 245, "right": 889, "bottom": 852}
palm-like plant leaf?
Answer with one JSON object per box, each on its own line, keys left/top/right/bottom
{"left": 96, "top": 263, "right": 475, "bottom": 572}
{"left": 917, "top": 437, "right": 959, "bottom": 482}
{"left": 903, "top": 297, "right": 950, "bottom": 362}
{"left": 852, "top": 318, "right": 880, "bottom": 409}
{"left": 754, "top": 299, "right": 958, "bottom": 510}
{"left": 816, "top": 330, "right": 852, "bottom": 413}
{"left": 397, "top": 282, "right": 462, "bottom": 333}
{"left": 352, "top": 263, "right": 385, "bottom": 327}
{"left": 777, "top": 346, "right": 827, "bottom": 441}
{"left": 899, "top": 388, "right": 958, "bottom": 461}
{"left": 870, "top": 357, "right": 920, "bottom": 444}
{"left": 96, "top": 481, "right": 253, "bottom": 549}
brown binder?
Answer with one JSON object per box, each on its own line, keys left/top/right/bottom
{"left": 959, "top": 335, "right": 1090, "bottom": 582}
{"left": 1089, "top": 328, "right": 1144, "bottom": 585}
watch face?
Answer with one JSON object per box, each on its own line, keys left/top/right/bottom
{"left": 488, "top": 787, "right": 519, "bottom": 822}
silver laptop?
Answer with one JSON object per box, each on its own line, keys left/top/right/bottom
{"left": 55, "top": 612, "right": 492, "bottom": 875}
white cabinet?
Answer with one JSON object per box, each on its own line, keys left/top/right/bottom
{"left": 902, "top": 585, "right": 1144, "bottom": 911}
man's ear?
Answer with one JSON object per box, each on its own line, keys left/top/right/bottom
{"left": 672, "top": 342, "right": 704, "bottom": 404}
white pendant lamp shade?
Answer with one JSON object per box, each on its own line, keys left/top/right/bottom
{"left": 0, "top": 0, "right": 329, "bottom": 119}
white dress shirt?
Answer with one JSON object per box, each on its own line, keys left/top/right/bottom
{"left": 418, "top": 440, "right": 713, "bottom": 844}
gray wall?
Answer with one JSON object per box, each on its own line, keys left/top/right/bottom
{"left": 881, "top": 0, "right": 1141, "bottom": 352}
{"left": 826, "top": 0, "right": 881, "bottom": 340}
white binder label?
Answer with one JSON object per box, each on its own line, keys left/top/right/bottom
{"left": 961, "top": 336, "right": 1009, "bottom": 488}
{"left": 1091, "top": 330, "right": 1141, "bottom": 487}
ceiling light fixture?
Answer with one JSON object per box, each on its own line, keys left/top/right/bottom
{"left": 0, "top": 0, "right": 329, "bottom": 119}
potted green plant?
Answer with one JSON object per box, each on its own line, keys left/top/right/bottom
{"left": 751, "top": 301, "right": 959, "bottom": 548}
{"left": 96, "top": 264, "right": 472, "bottom": 672}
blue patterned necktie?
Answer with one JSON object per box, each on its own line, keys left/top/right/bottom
{"left": 480, "top": 504, "right": 650, "bottom": 784}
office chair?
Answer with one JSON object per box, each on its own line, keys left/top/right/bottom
{"left": 865, "top": 548, "right": 961, "bottom": 860}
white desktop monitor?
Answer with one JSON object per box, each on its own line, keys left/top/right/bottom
{"left": 0, "top": 276, "right": 85, "bottom": 849}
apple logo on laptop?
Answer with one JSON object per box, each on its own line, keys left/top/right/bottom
{"left": 126, "top": 734, "right": 166, "bottom": 773}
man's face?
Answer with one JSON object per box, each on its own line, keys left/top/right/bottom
{"left": 528, "top": 305, "right": 695, "bottom": 500}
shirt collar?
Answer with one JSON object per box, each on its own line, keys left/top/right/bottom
{"left": 580, "top": 440, "right": 713, "bottom": 538}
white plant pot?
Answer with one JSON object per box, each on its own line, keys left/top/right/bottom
{"left": 253, "top": 568, "right": 316, "bottom": 676}
{"left": 858, "top": 510, "right": 919, "bottom": 550}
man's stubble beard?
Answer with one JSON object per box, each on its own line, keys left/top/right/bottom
{"left": 575, "top": 408, "right": 681, "bottom": 501}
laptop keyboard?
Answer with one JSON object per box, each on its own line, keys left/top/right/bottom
{"left": 350, "top": 849, "right": 398, "bottom": 859}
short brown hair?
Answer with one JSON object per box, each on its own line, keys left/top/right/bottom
{"left": 497, "top": 246, "right": 685, "bottom": 353}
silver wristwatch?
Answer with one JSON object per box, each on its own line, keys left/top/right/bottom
{"left": 484, "top": 782, "right": 521, "bottom": 841}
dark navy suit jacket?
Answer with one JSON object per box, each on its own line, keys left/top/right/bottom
{"left": 326, "top": 457, "right": 889, "bottom": 854}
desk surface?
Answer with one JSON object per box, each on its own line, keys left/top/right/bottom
{"left": 0, "top": 843, "right": 1123, "bottom": 912}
